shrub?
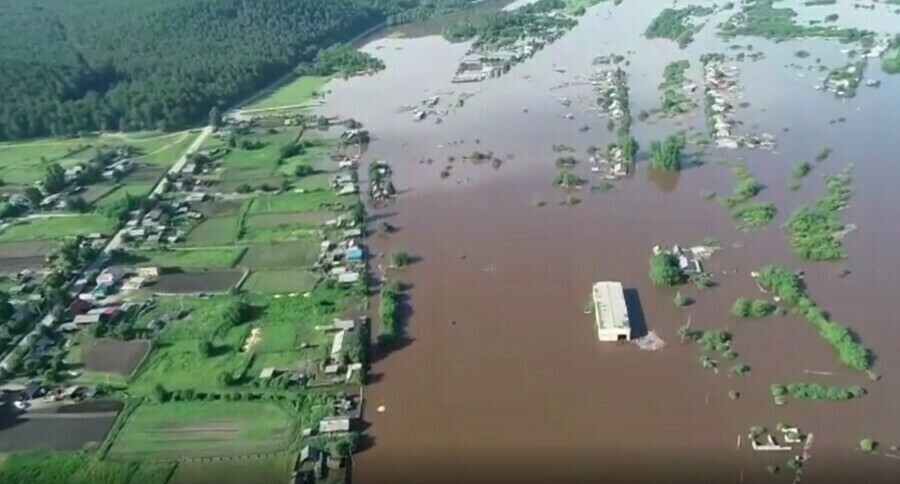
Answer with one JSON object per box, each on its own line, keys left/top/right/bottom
{"left": 391, "top": 251, "right": 412, "bottom": 268}
{"left": 649, "top": 253, "right": 684, "bottom": 287}
{"left": 860, "top": 438, "right": 877, "bottom": 453}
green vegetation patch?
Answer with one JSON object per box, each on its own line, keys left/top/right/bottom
{"left": 770, "top": 383, "right": 865, "bottom": 403}
{"left": 0, "top": 214, "right": 116, "bottom": 242}
{"left": 247, "top": 76, "right": 331, "bottom": 111}
{"left": 129, "top": 248, "right": 245, "bottom": 270}
{"left": 649, "top": 253, "right": 685, "bottom": 287}
{"left": 237, "top": 241, "right": 320, "bottom": 269}
{"left": 249, "top": 192, "right": 343, "bottom": 215}
{"left": 245, "top": 211, "right": 334, "bottom": 230}
{"left": 756, "top": 266, "right": 871, "bottom": 371}
{"left": 132, "top": 296, "right": 256, "bottom": 392}
{"left": 784, "top": 173, "right": 852, "bottom": 260}
{"left": 109, "top": 401, "right": 295, "bottom": 460}
{"left": 242, "top": 270, "right": 319, "bottom": 294}
{"left": 0, "top": 452, "right": 143, "bottom": 484}
{"left": 719, "top": 0, "right": 874, "bottom": 42}
{"left": 649, "top": 133, "right": 685, "bottom": 171}
{"left": 645, "top": 6, "right": 714, "bottom": 48}
{"left": 732, "top": 203, "right": 776, "bottom": 230}
{"left": 659, "top": 60, "right": 696, "bottom": 116}
{"left": 184, "top": 216, "right": 241, "bottom": 246}
{"left": 94, "top": 183, "right": 156, "bottom": 210}
{"left": 168, "top": 455, "right": 295, "bottom": 484}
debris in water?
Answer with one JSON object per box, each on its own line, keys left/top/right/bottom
{"left": 633, "top": 331, "right": 666, "bottom": 351}
{"left": 377, "top": 406, "right": 386, "bottom": 413}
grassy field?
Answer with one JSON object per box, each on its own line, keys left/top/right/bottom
{"left": 184, "top": 216, "right": 240, "bottom": 246}
{"left": 130, "top": 248, "right": 245, "bottom": 270}
{"left": 249, "top": 192, "right": 344, "bottom": 214}
{"left": 94, "top": 183, "right": 157, "bottom": 210}
{"left": 245, "top": 75, "right": 330, "bottom": 110}
{"left": 132, "top": 296, "right": 252, "bottom": 392}
{"left": 245, "top": 211, "right": 335, "bottom": 230}
{"left": 0, "top": 214, "right": 116, "bottom": 242}
{"left": 168, "top": 455, "right": 295, "bottom": 484}
{"left": 241, "top": 270, "right": 319, "bottom": 294}
{"left": 237, "top": 241, "right": 320, "bottom": 268}
{"left": 215, "top": 129, "right": 300, "bottom": 183}
{"left": 0, "top": 453, "right": 140, "bottom": 484}
{"left": 108, "top": 402, "right": 295, "bottom": 460}
{"left": 238, "top": 226, "right": 320, "bottom": 243}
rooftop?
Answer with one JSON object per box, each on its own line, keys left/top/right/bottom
{"left": 592, "top": 281, "right": 630, "bottom": 340}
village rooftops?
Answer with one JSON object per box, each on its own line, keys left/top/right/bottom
{"left": 592, "top": 281, "right": 631, "bottom": 342}
{"left": 318, "top": 416, "right": 352, "bottom": 434}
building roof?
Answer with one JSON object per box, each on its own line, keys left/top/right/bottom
{"left": 331, "top": 331, "right": 345, "bottom": 358}
{"left": 299, "top": 445, "right": 319, "bottom": 463}
{"left": 73, "top": 314, "right": 102, "bottom": 325}
{"left": 318, "top": 417, "right": 351, "bottom": 433}
{"left": 592, "top": 281, "right": 630, "bottom": 331}
{"left": 337, "top": 272, "right": 360, "bottom": 284}
{"left": 259, "top": 367, "right": 277, "bottom": 379}
{"left": 333, "top": 319, "right": 355, "bottom": 331}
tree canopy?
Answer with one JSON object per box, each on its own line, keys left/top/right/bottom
{"left": 0, "top": 0, "right": 465, "bottom": 140}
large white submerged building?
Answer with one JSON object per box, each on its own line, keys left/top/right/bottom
{"left": 592, "top": 281, "right": 631, "bottom": 342}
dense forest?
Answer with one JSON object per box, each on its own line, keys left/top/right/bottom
{"left": 0, "top": 0, "right": 478, "bottom": 141}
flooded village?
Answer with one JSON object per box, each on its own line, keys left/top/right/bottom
{"left": 1, "top": 0, "right": 900, "bottom": 483}
{"left": 309, "top": 0, "right": 900, "bottom": 482}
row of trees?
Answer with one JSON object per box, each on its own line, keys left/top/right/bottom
{"left": 756, "top": 266, "right": 871, "bottom": 372}
{"left": 0, "top": 0, "right": 456, "bottom": 141}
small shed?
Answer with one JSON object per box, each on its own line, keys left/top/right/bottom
{"left": 337, "top": 272, "right": 360, "bottom": 285}
{"left": 345, "top": 247, "right": 364, "bottom": 263}
{"left": 259, "top": 367, "right": 277, "bottom": 380}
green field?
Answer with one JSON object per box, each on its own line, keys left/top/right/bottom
{"left": 94, "top": 183, "right": 157, "bottom": 210}
{"left": 130, "top": 248, "right": 245, "bottom": 270}
{"left": 132, "top": 296, "right": 252, "bottom": 392}
{"left": 245, "top": 211, "right": 335, "bottom": 230}
{"left": 245, "top": 75, "right": 330, "bottom": 110}
{"left": 237, "top": 241, "right": 320, "bottom": 268}
{"left": 0, "top": 453, "right": 146, "bottom": 484}
{"left": 109, "top": 402, "right": 295, "bottom": 460}
{"left": 168, "top": 455, "right": 295, "bottom": 484}
{"left": 215, "top": 129, "right": 300, "bottom": 183}
{"left": 185, "top": 216, "right": 240, "bottom": 246}
{"left": 241, "top": 270, "right": 319, "bottom": 294}
{"left": 249, "top": 192, "right": 343, "bottom": 215}
{"left": 0, "top": 214, "right": 116, "bottom": 242}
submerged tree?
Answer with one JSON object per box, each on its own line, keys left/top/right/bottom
{"left": 649, "top": 133, "right": 685, "bottom": 171}
{"left": 649, "top": 253, "right": 683, "bottom": 287}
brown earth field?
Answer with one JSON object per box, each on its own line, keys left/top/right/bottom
{"left": 152, "top": 270, "right": 244, "bottom": 293}
{"left": 0, "top": 240, "right": 53, "bottom": 258}
{"left": 82, "top": 338, "right": 152, "bottom": 377}
{"left": 0, "top": 255, "right": 47, "bottom": 275}
{"left": 0, "top": 404, "right": 120, "bottom": 452}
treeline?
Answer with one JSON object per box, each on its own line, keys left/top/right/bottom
{"left": 0, "top": 0, "right": 464, "bottom": 141}
{"left": 756, "top": 266, "right": 871, "bottom": 372}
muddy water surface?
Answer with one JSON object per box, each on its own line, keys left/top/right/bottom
{"left": 318, "top": 1, "right": 900, "bottom": 482}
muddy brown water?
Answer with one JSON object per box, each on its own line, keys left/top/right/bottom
{"left": 315, "top": 1, "right": 900, "bottom": 482}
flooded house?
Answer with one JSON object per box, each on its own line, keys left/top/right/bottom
{"left": 592, "top": 281, "right": 631, "bottom": 342}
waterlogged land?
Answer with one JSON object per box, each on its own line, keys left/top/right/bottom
{"left": 312, "top": 0, "right": 900, "bottom": 482}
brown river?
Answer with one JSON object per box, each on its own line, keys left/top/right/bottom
{"left": 315, "top": 1, "right": 900, "bottom": 482}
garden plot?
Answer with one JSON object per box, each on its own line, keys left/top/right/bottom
{"left": 108, "top": 402, "right": 295, "bottom": 460}
{"left": 241, "top": 270, "right": 319, "bottom": 294}
{"left": 236, "top": 241, "right": 319, "bottom": 269}
{"left": 82, "top": 338, "right": 152, "bottom": 377}
{"left": 245, "top": 211, "right": 334, "bottom": 229}
{"left": 152, "top": 270, "right": 244, "bottom": 294}
{"left": 184, "top": 216, "right": 240, "bottom": 246}
{"left": 168, "top": 455, "right": 295, "bottom": 484}
{"left": 0, "top": 215, "right": 116, "bottom": 242}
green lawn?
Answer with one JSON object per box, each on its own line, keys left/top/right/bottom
{"left": 130, "top": 248, "right": 245, "bottom": 270}
{"left": 241, "top": 270, "right": 319, "bottom": 294}
{"left": 245, "top": 76, "right": 330, "bottom": 110}
{"left": 168, "top": 455, "right": 295, "bottom": 484}
{"left": 216, "top": 129, "right": 300, "bottom": 182}
{"left": 237, "top": 241, "right": 320, "bottom": 268}
{"left": 108, "top": 402, "right": 295, "bottom": 460}
{"left": 245, "top": 211, "right": 335, "bottom": 230}
{"left": 239, "top": 226, "right": 321, "bottom": 243}
{"left": 249, "top": 191, "right": 343, "bottom": 215}
{"left": 0, "top": 214, "right": 116, "bottom": 242}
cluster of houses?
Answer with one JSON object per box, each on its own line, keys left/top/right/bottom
{"left": 748, "top": 425, "right": 804, "bottom": 452}
{"left": 0, "top": 380, "right": 96, "bottom": 410}
{"left": 317, "top": 221, "right": 364, "bottom": 286}
{"left": 123, "top": 205, "right": 186, "bottom": 246}
{"left": 77, "top": 265, "right": 160, "bottom": 301}
{"left": 292, "top": 394, "right": 363, "bottom": 482}
{"left": 590, "top": 144, "right": 629, "bottom": 180}
{"left": 821, "top": 62, "right": 865, "bottom": 98}
{"left": 592, "top": 68, "right": 629, "bottom": 123}
{"left": 703, "top": 59, "right": 776, "bottom": 151}
{"left": 652, "top": 244, "right": 718, "bottom": 275}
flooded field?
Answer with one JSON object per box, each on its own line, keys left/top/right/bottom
{"left": 315, "top": 1, "right": 900, "bottom": 482}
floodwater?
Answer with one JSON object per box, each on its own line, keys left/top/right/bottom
{"left": 317, "top": 1, "right": 900, "bottom": 482}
